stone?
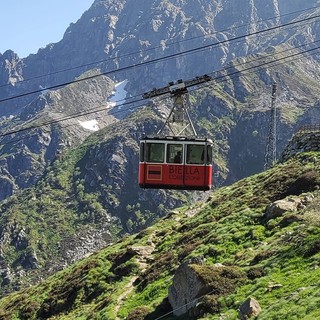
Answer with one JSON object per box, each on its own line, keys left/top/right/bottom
{"left": 280, "top": 131, "right": 320, "bottom": 163}
{"left": 168, "top": 261, "right": 243, "bottom": 317}
{"left": 238, "top": 297, "right": 261, "bottom": 319}
{"left": 265, "top": 199, "right": 300, "bottom": 219}
{"left": 168, "top": 261, "right": 205, "bottom": 317}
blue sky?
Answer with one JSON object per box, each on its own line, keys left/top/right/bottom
{"left": 0, "top": 0, "right": 94, "bottom": 58}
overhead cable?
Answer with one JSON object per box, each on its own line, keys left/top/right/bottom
{"left": 0, "top": 4, "right": 318, "bottom": 90}
{"left": 1, "top": 12, "right": 320, "bottom": 104}
{"left": 1, "top": 43, "right": 319, "bottom": 141}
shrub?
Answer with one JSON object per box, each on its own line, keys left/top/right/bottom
{"left": 304, "top": 240, "right": 320, "bottom": 258}
{"left": 250, "top": 250, "right": 274, "bottom": 265}
{"left": 127, "top": 306, "right": 151, "bottom": 320}
{"left": 246, "top": 267, "right": 266, "bottom": 280}
{"left": 286, "top": 170, "right": 320, "bottom": 196}
{"left": 279, "top": 214, "right": 302, "bottom": 228}
{"left": 199, "top": 294, "right": 220, "bottom": 314}
{"left": 191, "top": 265, "right": 247, "bottom": 295}
{"left": 113, "top": 260, "right": 140, "bottom": 277}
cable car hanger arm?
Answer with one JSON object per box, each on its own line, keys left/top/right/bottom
{"left": 143, "top": 74, "right": 212, "bottom": 99}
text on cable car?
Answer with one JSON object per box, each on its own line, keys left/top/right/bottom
{"left": 168, "top": 165, "right": 200, "bottom": 180}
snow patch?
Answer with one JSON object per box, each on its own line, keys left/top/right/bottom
{"left": 79, "top": 119, "right": 99, "bottom": 131}
{"left": 107, "top": 79, "right": 128, "bottom": 108}
{"left": 39, "top": 85, "right": 49, "bottom": 96}
{"left": 78, "top": 80, "right": 128, "bottom": 131}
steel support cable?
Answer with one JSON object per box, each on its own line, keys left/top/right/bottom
{"left": 0, "top": 5, "right": 318, "bottom": 90}
{"left": 153, "top": 287, "right": 220, "bottom": 320}
{"left": 189, "top": 46, "right": 320, "bottom": 94}
{"left": 1, "top": 44, "right": 319, "bottom": 144}
{"left": 1, "top": 12, "right": 320, "bottom": 104}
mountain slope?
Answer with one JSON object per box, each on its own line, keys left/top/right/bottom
{"left": 1, "top": 0, "right": 320, "bottom": 303}
{"left": 0, "top": 69, "right": 116, "bottom": 201}
{"left": 0, "top": 107, "right": 195, "bottom": 296}
{"left": 1, "top": 44, "right": 320, "bottom": 296}
{"left": 1, "top": 150, "right": 320, "bottom": 319}
{"left": 2, "top": 0, "right": 320, "bottom": 120}
{"left": 1, "top": 0, "right": 320, "bottom": 200}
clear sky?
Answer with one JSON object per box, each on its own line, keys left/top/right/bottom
{"left": 0, "top": 0, "right": 94, "bottom": 58}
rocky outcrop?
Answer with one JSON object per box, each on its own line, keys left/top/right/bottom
{"left": 168, "top": 259, "right": 246, "bottom": 317}
{"left": 59, "top": 225, "right": 113, "bottom": 265}
{"left": 168, "top": 259, "right": 205, "bottom": 316}
{"left": 0, "top": 222, "right": 38, "bottom": 290}
{"left": 265, "top": 194, "right": 315, "bottom": 220}
{"left": 265, "top": 198, "right": 301, "bottom": 219}
{"left": 0, "top": 50, "right": 23, "bottom": 87}
{"left": 280, "top": 127, "right": 320, "bottom": 163}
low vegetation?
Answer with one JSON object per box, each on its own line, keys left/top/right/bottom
{"left": 1, "top": 152, "right": 320, "bottom": 319}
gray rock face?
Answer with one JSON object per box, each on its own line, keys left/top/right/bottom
{"left": 168, "top": 260, "right": 245, "bottom": 317}
{"left": 265, "top": 198, "right": 299, "bottom": 219}
{"left": 0, "top": 50, "right": 23, "bottom": 87}
{"left": 280, "top": 129, "right": 320, "bottom": 163}
{"left": 168, "top": 260, "right": 205, "bottom": 316}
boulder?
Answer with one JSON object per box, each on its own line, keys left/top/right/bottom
{"left": 265, "top": 198, "right": 300, "bottom": 219}
{"left": 168, "top": 260, "right": 205, "bottom": 317}
{"left": 168, "top": 260, "right": 245, "bottom": 317}
{"left": 238, "top": 297, "right": 261, "bottom": 319}
{"left": 265, "top": 194, "right": 316, "bottom": 220}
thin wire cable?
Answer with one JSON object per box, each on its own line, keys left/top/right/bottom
{"left": 1, "top": 43, "right": 319, "bottom": 142}
{"left": 1, "top": 12, "right": 320, "bottom": 104}
{"left": 0, "top": 4, "right": 318, "bottom": 90}
{"left": 154, "top": 287, "right": 219, "bottom": 320}
{"left": 6, "top": 45, "right": 320, "bottom": 138}
{"left": 2, "top": 40, "right": 320, "bottom": 143}
{"left": 193, "top": 46, "right": 320, "bottom": 94}
{"left": 1, "top": 48, "right": 319, "bottom": 150}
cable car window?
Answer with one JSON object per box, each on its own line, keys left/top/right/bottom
{"left": 167, "top": 144, "right": 183, "bottom": 163}
{"left": 187, "top": 144, "right": 205, "bottom": 164}
{"left": 140, "top": 142, "right": 145, "bottom": 162}
{"left": 146, "top": 143, "right": 164, "bottom": 163}
{"left": 203, "top": 145, "right": 213, "bottom": 164}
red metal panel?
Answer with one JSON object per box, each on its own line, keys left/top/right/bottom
{"left": 139, "top": 163, "right": 213, "bottom": 190}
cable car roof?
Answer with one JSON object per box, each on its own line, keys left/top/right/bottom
{"left": 141, "top": 135, "right": 213, "bottom": 144}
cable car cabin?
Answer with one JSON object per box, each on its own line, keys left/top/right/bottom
{"left": 139, "top": 136, "right": 213, "bottom": 191}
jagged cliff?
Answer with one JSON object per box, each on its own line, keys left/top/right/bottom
{"left": 280, "top": 125, "right": 320, "bottom": 162}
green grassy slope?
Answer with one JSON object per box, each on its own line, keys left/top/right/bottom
{"left": 1, "top": 152, "right": 320, "bottom": 320}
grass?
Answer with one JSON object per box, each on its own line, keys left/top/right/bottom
{"left": 1, "top": 152, "right": 320, "bottom": 319}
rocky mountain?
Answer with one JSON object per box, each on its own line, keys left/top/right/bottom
{"left": 1, "top": 0, "right": 320, "bottom": 297}
{"left": 0, "top": 69, "right": 117, "bottom": 201}
{"left": 1, "top": 142, "right": 320, "bottom": 319}
{"left": 1, "top": 0, "right": 320, "bottom": 197}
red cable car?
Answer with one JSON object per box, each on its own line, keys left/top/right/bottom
{"left": 139, "top": 76, "right": 215, "bottom": 191}
{"left": 139, "top": 136, "right": 213, "bottom": 190}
